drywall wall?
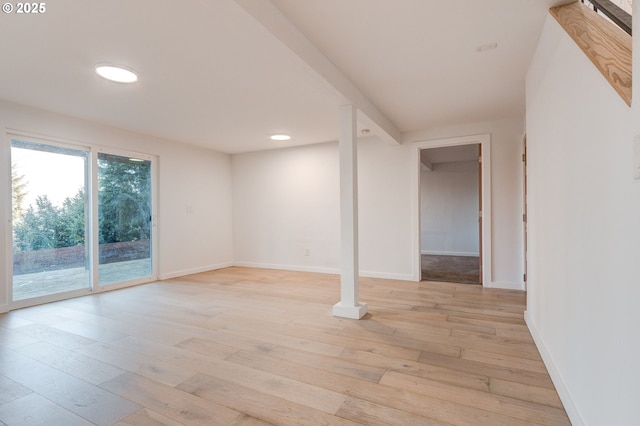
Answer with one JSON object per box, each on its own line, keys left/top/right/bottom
{"left": 420, "top": 161, "right": 479, "bottom": 256}
{"left": 232, "top": 137, "right": 418, "bottom": 280}
{"left": 525, "top": 14, "right": 640, "bottom": 425}
{"left": 232, "top": 137, "right": 416, "bottom": 279}
{"left": 232, "top": 116, "right": 524, "bottom": 287}
{"left": 356, "top": 136, "right": 414, "bottom": 279}
{"left": 0, "top": 100, "right": 234, "bottom": 311}
{"left": 231, "top": 142, "right": 341, "bottom": 274}
{"left": 232, "top": 138, "right": 411, "bottom": 279}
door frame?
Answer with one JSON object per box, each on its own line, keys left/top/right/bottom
{"left": 92, "top": 146, "right": 159, "bottom": 292}
{"left": 6, "top": 131, "right": 158, "bottom": 310}
{"left": 478, "top": 143, "right": 483, "bottom": 284}
{"left": 7, "top": 133, "right": 93, "bottom": 310}
{"left": 411, "top": 133, "right": 492, "bottom": 285}
{"left": 522, "top": 135, "right": 528, "bottom": 290}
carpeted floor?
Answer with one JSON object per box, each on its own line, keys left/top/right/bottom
{"left": 421, "top": 254, "right": 480, "bottom": 284}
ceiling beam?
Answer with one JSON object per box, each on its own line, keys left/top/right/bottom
{"left": 234, "top": 0, "right": 402, "bottom": 145}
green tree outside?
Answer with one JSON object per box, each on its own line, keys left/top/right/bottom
{"left": 98, "top": 155, "right": 151, "bottom": 244}
{"left": 11, "top": 163, "right": 27, "bottom": 222}
{"left": 12, "top": 155, "right": 150, "bottom": 252}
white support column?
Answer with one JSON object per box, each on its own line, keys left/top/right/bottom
{"left": 333, "top": 104, "right": 368, "bottom": 319}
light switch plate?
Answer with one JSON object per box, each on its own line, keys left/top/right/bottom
{"left": 635, "top": 135, "right": 640, "bottom": 180}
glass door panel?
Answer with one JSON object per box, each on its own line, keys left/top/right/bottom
{"left": 11, "top": 139, "right": 89, "bottom": 301}
{"left": 97, "top": 153, "right": 152, "bottom": 285}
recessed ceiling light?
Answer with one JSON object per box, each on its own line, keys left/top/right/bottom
{"left": 270, "top": 134, "right": 291, "bottom": 141}
{"left": 95, "top": 64, "right": 138, "bottom": 83}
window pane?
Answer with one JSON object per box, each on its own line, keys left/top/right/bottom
{"left": 11, "top": 140, "right": 89, "bottom": 300}
{"left": 98, "top": 153, "right": 152, "bottom": 285}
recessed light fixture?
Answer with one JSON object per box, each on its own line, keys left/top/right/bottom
{"left": 95, "top": 64, "right": 139, "bottom": 83}
{"left": 270, "top": 134, "right": 291, "bottom": 141}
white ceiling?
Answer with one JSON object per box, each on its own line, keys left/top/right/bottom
{"left": 0, "top": 0, "right": 565, "bottom": 154}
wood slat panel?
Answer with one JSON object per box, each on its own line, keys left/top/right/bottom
{"left": 380, "top": 371, "right": 570, "bottom": 425}
{"left": 0, "top": 348, "right": 141, "bottom": 425}
{"left": 115, "top": 408, "right": 190, "bottom": 426}
{"left": 335, "top": 396, "right": 448, "bottom": 426}
{"left": 337, "top": 347, "right": 490, "bottom": 391}
{"left": 177, "top": 373, "right": 358, "bottom": 426}
{"left": 101, "top": 373, "right": 242, "bottom": 426}
{"left": 0, "top": 393, "right": 94, "bottom": 426}
{"left": 550, "top": 1, "right": 632, "bottom": 106}
{"left": 224, "top": 348, "right": 533, "bottom": 425}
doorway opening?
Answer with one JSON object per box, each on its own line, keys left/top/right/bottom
{"left": 411, "top": 134, "right": 492, "bottom": 286}
{"left": 420, "top": 144, "right": 481, "bottom": 284}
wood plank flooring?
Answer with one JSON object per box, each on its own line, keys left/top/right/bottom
{"left": 0, "top": 267, "right": 570, "bottom": 425}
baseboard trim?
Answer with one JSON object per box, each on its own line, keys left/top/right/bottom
{"left": 525, "top": 311, "right": 585, "bottom": 426}
{"left": 360, "top": 270, "right": 415, "bottom": 281}
{"left": 0, "top": 304, "right": 8, "bottom": 314}
{"left": 233, "top": 261, "right": 340, "bottom": 276}
{"left": 158, "top": 261, "right": 234, "bottom": 280}
{"left": 232, "top": 262, "right": 415, "bottom": 282}
{"left": 485, "top": 281, "right": 525, "bottom": 291}
{"left": 421, "top": 250, "right": 479, "bottom": 257}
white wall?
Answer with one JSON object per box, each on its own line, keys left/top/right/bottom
{"left": 231, "top": 137, "right": 418, "bottom": 280}
{"left": 525, "top": 14, "right": 640, "bottom": 425}
{"left": 420, "top": 161, "right": 479, "bottom": 256}
{"left": 356, "top": 137, "right": 414, "bottom": 279}
{"left": 0, "top": 100, "right": 234, "bottom": 312}
{"left": 233, "top": 116, "right": 524, "bottom": 286}
{"left": 231, "top": 142, "right": 341, "bottom": 274}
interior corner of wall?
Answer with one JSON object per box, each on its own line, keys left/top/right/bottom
{"left": 525, "top": 311, "right": 586, "bottom": 426}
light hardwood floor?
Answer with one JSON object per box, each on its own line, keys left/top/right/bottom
{"left": 0, "top": 267, "right": 570, "bottom": 425}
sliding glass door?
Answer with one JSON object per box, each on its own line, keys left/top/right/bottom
{"left": 11, "top": 139, "right": 90, "bottom": 301}
{"left": 10, "top": 137, "right": 156, "bottom": 306}
{"left": 97, "top": 153, "right": 152, "bottom": 285}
